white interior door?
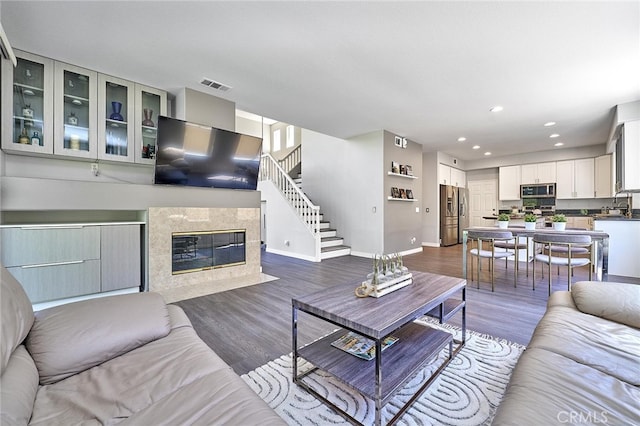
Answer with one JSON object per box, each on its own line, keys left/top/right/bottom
{"left": 469, "top": 179, "right": 497, "bottom": 227}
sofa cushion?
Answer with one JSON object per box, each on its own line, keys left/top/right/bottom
{"left": 1, "top": 266, "right": 34, "bottom": 373}
{"left": 528, "top": 303, "right": 640, "bottom": 386}
{"left": 30, "top": 313, "right": 284, "bottom": 425}
{"left": 571, "top": 281, "right": 640, "bottom": 329}
{"left": 0, "top": 345, "right": 39, "bottom": 426}
{"left": 492, "top": 347, "right": 640, "bottom": 425}
{"left": 27, "top": 292, "right": 171, "bottom": 385}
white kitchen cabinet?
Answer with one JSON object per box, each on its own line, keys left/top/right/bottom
{"left": 439, "top": 163, "right": 465, "bottom": 187}
{"left": 53, "top": 61, "right": 98, "bottom": 159}
{"left": 1, "top": 50, "right": 55, "bottom": 155}
{"left": 97, "top": 74, "right": 135, "bottom": 162}
{"left": 595, "top": 154, "right": 614, "bottom": 198}
{"left": 499, "top": 165, "right": 521, "bottom": 200}
{"left": 521, "top": 162, "right": 556, "bottom": 184}
{"left": 556, "top": 158, "right": 594, "bottom": 199}
{"left": 615, "top": 120, "right": 640, "bottom": 192}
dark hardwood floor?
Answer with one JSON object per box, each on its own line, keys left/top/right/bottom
{"left": 175, "top": 245, "right": 639, "bottom": 375}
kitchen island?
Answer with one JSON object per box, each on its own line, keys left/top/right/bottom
{"left": 593, "top": 217, "right": 640, "bottom": 279}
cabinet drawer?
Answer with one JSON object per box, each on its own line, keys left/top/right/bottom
{"left": 101, "top": 225, "right": 142, "bottom": 291}
{"left": 7, "top": 259, "right": 101, "bottom": 303}
{"left": 1, "top": 226, "right": 100, "bottom": 267}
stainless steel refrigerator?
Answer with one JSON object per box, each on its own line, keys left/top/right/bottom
{"left": 440, "top": 185, "right": 458, "bottom": 246}
{"left": 458, "top": 188, "right": 469, "bottom": 244}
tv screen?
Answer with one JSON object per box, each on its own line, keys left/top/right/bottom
{"left": 154, "top": 116, "right": 263, "bottom": 190}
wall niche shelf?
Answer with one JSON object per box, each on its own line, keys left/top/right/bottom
{"left": 387, "top": 171, "right": 418, "bottom": 179}
{"left": 387, "top": 197, "right": 418, "bottom": 202}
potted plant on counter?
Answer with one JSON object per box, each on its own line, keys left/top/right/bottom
{"left": 552, "top": 214, "right": 567, "bottom": 231}
{"left": 497, "top": 213, "right": 510, "bottom": 229}
{"left": 524, "top": 214, "right": 538, "bottom": 230}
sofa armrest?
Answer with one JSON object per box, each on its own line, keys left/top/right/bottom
{"left": 27, "top": 292, "right": 170, "bottom": 385}
{"left": 167, "top": 304, "right": 193, "bottom": 330}
{"left": 571, "top": 281, "right": 640, "bottom": 329}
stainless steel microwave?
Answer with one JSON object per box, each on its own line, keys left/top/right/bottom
{"left": 520, "top": 183, "right": 556, "bottom": 199}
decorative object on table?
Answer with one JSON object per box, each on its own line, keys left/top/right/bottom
{"left": 552, "top": 214, "right": 567, "bottom": 231}
{"left": 355, "top": 253, "right": 412, "bottom": 298}
{"left": 524, "top": 213, "right": 537, "bottom": 230}
{"left": 142, "top": 108, "right": 155, "bottom": 127}
{"left": 391, "top": 161, "right": 399, "bottom": 173}
{"left": 497, "top": 213, "right": 510, "bottom": 229}
{"left": 109, "top": 101, "right": 124, "bottom": 121}
{"left": 18, "top": 128, "right": 30, "bottom": 144}
{"left": 67, "top": 112, "right": 78, "bottom": 126}
{"left": 30, "top": 131, "right": 41, "bottom": 146}
{"left": 22, "top": 104, "right": 33, "bottom": 118}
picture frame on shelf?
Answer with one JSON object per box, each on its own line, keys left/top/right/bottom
{"left": 391, "top": 187, "right": 400, "bottom": 198}
{"left": 391, "top": 161, "right": 399, "bottom": 174}
{"left": 406, "top": 189, "right": 414, "bottom": 199}
{"left": 399, "top": 188, "right": 407, "bottom": 199}
{"left": 399, "top": 164, "right": 406, "bottom": 175}
{"left": 405, "top": 165, "right": 413, "bottom": 176}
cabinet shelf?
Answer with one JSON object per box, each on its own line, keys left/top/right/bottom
{"left": 387, "top": 171, "right": 418, "bottom": 179}
{"left": 388, "top": 197, "right": 418, "bottom": 202}
{"left": 106, "top": 118, "right": 128, "bottom": 127}
{"left": 13, "top": 116, "right": 44, "bottom": 124}
{"left": 15, "top": 82, "right": 44, "bottom": 93}
{"left": 64, "top": 124, "right": 89, "bottom": 132}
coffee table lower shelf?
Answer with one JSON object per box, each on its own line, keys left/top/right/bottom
{"left": 296, "top": 322, "right": 454, "bottom": 405}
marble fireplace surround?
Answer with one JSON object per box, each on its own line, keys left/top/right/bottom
{"left": 148, "top": 207, "right": 263, "bottom": 303}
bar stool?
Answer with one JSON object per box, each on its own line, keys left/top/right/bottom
{"left": 467, "top": 230, "right": 515, "bottom": 292}
{"left": 532, "top": 233, "right": 592, "bottom": 295}
{"left": 494, "top": 235, "right": 529, "bottom": 282}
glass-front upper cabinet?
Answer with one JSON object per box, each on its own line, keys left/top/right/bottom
{"left": 54, "top": 62, "right": 97, "bottom": 159}
{"left": 134, "top": 84, "right": 167, "bottom": 164}
{"left": 98, "top": 74, "right": 134, "bottom": 162}
{"left": 1, "top": 50, "right": 54, "bottom": 155}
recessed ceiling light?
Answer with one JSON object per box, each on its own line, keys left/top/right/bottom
{"left": 544, "top": 122, "right": 556, "bottom": 127}
{"left": 554, "top": 142, "right": 564, "bottom": 147}
{"left": 490, "top": 106, "right": 503, "bottom": 113}
{"left": 457, "top": 137, "right": 467, "bottom": 142}
{"left": 550, "top": 133, "right": 560, "bottom": 138}
{"left": 484, "top": 152, "right": 492, "bottom": 156}
{"left": 472, "top": 145, "right": 480, "bottom": 150}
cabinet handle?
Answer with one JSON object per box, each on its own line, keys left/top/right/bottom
{"left": 21, "top": 260, "right": 84, "bottom": 269}
{"left": 20, "top": 225, "right": 84, "bottom": 230}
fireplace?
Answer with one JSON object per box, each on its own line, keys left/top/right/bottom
{"left": 172, "top": 230, "right": 246, "bottom": 274}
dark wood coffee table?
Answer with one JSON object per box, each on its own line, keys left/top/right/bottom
{"left": 292, "top": 271, "right": 466, "bottom": 426}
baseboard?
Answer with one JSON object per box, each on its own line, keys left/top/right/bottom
{"left": 350, "top": 247, "right": 423, "bottom": 258}
{"left": 422, "top": 242, "right": 441, "bottom": 247}
{"left": 266, "top": 247, "right": 319, "bottom": 262}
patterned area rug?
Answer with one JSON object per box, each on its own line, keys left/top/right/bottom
{"left": 241, "top": 318, "right": 525, "bottom": 425}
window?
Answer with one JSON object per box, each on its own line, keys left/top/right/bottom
{"left": 286, "top": 125, "right": 295, "bottom": 148}
{"left": 273, "top": 129, "right": 281, "bottom": 152}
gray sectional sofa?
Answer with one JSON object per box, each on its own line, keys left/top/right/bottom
{"left": 0, "top": 265, "right": 285, "bottom": 425}
{"left": 492, "top": 281, "right": 640, "bottom": 425}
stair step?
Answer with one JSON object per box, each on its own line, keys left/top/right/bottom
{"left": 320, "top": 229, "right": 337, "bottom": 238}
{"left": 318, "top": 222, "right": 331, "bottom": 230}
{"left": 321, "top": 236, "right": 344, "bottom": 248}
{"left": 320, "top": 245, "right": 351, "bottom": 259}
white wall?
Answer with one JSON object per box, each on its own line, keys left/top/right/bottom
{"left": 421, "top": 151, "right": 439, "bottom": 245}
{"left": 174, "top": 87, "right": 235, "bottom": 131}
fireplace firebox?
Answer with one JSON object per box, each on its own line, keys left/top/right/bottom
{"left": 172, "top": 230, "right": 246, "bottom": 274}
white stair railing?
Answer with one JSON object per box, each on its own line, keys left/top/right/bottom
{"left": 278, "top": 144, "right": 301, "bottom": 176}
{"left": 260, "top": 154, "right": 321, "bottom": 240}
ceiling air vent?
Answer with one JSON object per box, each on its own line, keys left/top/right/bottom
{"left": 200, "top": 78, "right": 232, "bottom": 92}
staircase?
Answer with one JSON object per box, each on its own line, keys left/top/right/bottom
{"left": 292, "top": 176, "right": 351, "bottom": 259}
{"left": 260, "top": 149, "right": 350, "bottom": 261}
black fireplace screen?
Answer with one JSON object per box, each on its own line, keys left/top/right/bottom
{"left": 172, "top": 230, "right": 246, "bottom": 274}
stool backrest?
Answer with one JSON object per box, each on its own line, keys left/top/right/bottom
{"left": 467, "top": 230, "right": 513, "bottom": 241}
{"left": 533, "top": 233, "right": 591, "bottom": 245}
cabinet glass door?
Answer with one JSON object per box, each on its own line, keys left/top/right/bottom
{"left": 98, "top": 75, "right": 134, "bottom": 162}
{"left": 54, "top": 63, "right": 97, "bottom": 159}
{"left": 134, "top": 84, "right": 167, "bottom": 164}
{"left": 1, "top": 51, "right": 53, "bottom": 154}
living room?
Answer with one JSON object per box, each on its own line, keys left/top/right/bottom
{"left": 1, "top": 1, "right": 639, "bottom": 425}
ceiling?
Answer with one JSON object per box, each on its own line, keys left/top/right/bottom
{"left": 2, "top": 1, "right": 639, "bottom": 161}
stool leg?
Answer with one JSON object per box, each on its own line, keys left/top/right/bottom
{"left": 548, "top": 257, "right": 552, "bottom": 295}
{"left": 514, "top": 244, "right": 518, "bottom": 287}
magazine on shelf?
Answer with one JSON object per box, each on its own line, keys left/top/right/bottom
{"left": 331, "top": 331, "right": 399, "bottom": 361}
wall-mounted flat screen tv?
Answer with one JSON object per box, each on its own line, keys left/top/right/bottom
{"left": 154, "top": 116, "right": 262, "bottom": 190}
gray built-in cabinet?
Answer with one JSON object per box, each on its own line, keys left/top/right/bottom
{"left": 1, "top": 223, "right": 142, "bottom": 303}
